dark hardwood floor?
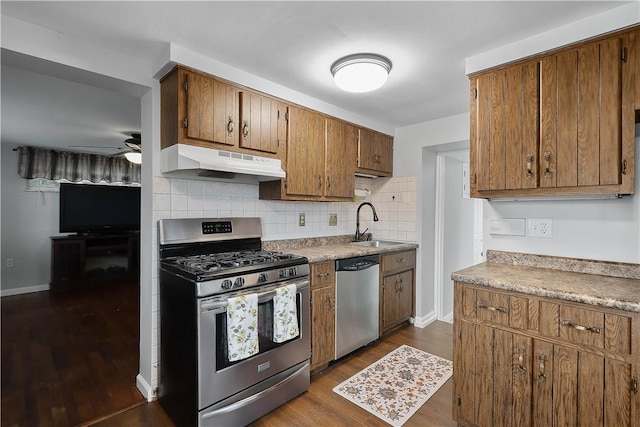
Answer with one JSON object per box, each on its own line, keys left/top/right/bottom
{"left": 91, "top": 321, "right": 456, "bottom": 427}
{"left": 1, "top": 281, "right": 143, "bottom": 426}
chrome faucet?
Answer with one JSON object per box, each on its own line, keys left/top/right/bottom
{"left": 355, "top": 202, "right": 379, "bottom": 241}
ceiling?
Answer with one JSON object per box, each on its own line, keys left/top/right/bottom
{"left": 1, "top": 1, "right": 635, "bottom": 155}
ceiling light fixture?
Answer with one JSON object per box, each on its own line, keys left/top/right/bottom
{"left": 330, "top": 53, "right": 392, "bottom": 93}
{"left": 125, "top": 152, "right": 142, "bottom": 164}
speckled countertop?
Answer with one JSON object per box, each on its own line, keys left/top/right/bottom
{"left": 451, "top": 250, "right": 640, "bottom": 313}
{"left": 262, "top": 234, "right": 418, "bottom": 263}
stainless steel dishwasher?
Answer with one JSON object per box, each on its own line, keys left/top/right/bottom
{"left": 335, "top": 254, "right": 380, "bottom": 359}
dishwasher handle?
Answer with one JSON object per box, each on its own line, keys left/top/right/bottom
{"left": 336, "top": 254, "right": 380, "bottom": 272}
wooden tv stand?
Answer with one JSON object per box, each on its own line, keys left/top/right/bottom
{"left": 50, "top": 233, "right": 140, "bottom": 292}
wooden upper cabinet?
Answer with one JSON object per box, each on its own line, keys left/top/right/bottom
{"left": 357, "top": 128, "right": 393, "bottom": 176}
{"left": 238, "top": 91, "right": 283, "bottom": 154}
{"left": 470, "top": 26, "right": 636, "bottom": 199}
{"left": 472, "top": 60, "right": 539, "bottom": 194}
{"left": 541, "top": 34, "right": 625, "bottom": 189}
{"left": 284, "top": 106, "right": 326, "bottom": 197}
{"left": 259, "top": 111, "right": 358, "bottom": 201}
{"left": 325, "top": 118, "right": 357, "bottom": 198}
{"left": 184, "top": 71, "right": 238, "bottom": 147}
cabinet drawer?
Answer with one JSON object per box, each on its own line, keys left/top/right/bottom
{"left": 461, "top": 286, "right": 529, "bottom": 329}
{"left": 381, "top": 250, "right": 415, "bottom": 273}
{"left": 535, "top": 303, "right": 632, "bottom": 354}
{"left": 310, "top": 261, "right": 335, "bottom": 289}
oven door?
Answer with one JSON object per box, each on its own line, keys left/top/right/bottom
{"left": 197, "top": 279, "right": 310, "bottom": 409}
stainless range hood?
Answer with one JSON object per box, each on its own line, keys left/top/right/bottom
{"left": 160, "top": 144, "right": 285, "bottom": 181}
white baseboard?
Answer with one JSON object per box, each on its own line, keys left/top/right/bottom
{"left": 412, "top": 310, "right": 437, "bottom": 328}
{"left": 440, "top": 312, "right": 454, "bottom": 323}
{"left": 1, "top": 283, "right": 50, "bottom": 297}
{"left": 136, "top": 374, "right": 156, "bottom": 402}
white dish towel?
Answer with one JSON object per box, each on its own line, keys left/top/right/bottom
{"left": 226, "top": 293, "right": 259, "bottom": 362}
{"left": 273, "top": 284, "right": 299, "bottom": 343}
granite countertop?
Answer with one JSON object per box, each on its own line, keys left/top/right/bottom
{"left": 262, "top": 235, "right": 418, "bottom": 263}
{"left": 451, "top": 250, "right": 640, "bottom": 313}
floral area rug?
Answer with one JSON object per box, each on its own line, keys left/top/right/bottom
{"left": 332, "top": 345, "right": 452, "bottom": 426}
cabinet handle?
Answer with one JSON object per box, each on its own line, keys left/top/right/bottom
{"left": 477, "top": 301, "right": 508, "bottom": 314}
{"left": 326, "top": 294, "right": 333, "bottom": 311}
{"left": 560, "top": 319, "right": 601, "bottom": 334}
{"left": 242, "top": 120, "right": 249, "bottom": 139}
{"left": 544, "top": 152, "right": 552, "bottom": 178}
{"left": 526, "top": 155, "right": 534, "bottom": 179}
{"left": 327, "top": 176, "right": 331, "bottom": 189}
{"left": 397, "top": 258, "right": 406, "bottom": 264}
{"left": 227, "top": 116, "right": 234, "bottom": 135}
{"left": 632, "top": 376, "right": 638, "bottom": 394}
{"left": 318, "top": 175, "right": 323, "bottom": 188}
{"left": 399, "top": 278, "right": 404, "bottom": 290}
{"left": 622, "top": 159, "right": 628, "bottom": 175}
{"left": 315, "top": 272, "right": 330, "bottom": 278}
{"left": 538, "top": 354, "right": 547, "bottom": 382}
{"left": 517, "top": 345, "right": 526, "bottom": 373}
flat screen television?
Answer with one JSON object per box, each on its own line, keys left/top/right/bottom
{"left": 59, "top": 183, "right": 141, "bottom": 234}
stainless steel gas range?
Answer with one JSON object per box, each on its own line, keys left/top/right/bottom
{"left": 157, "top": 217, "right": 310, "bottom": 426}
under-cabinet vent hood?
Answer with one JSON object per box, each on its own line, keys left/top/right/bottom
{"left": 161, "top": 144, "right": 285, "bottom": 181}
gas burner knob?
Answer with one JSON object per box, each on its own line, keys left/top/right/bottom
{"left": 279, "top": 269, "right": 289, "bottom": 279}
{"left": 221, "top": 279, "right": 233, "bottom": 290}
{"left": 258, "top": 273, "right": 268, "bottom": 283}
{"left": 233, "top": 277, "right": 245, "bottom": 288}
{"left": 289, "top": 267, "right": 298, "bottom": 276}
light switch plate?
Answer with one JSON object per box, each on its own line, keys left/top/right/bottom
{"left": 329, "top": 213, "right": 337, "bottom": 226}
{"left": 298, "top": 213, "right": 305, "bottom": 227}
{"left": 489, "top": 218, "right": 526, "bottom": 236}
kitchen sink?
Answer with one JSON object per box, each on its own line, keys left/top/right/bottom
{"left": 350, "top": 240, "right": 404, "bottom": 248}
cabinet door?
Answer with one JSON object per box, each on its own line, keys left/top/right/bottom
{"left": 473, "top": 60, "right": 539, "bottom": 192}
{"left": 357, "top": 128, "right": 393, "bottom": 175}
{"left": 238, "top": 91, "right": 281, "bottom": 153}
{"left": 381, "top": 270, "right": 413, "bottom": 332}
{"left": 310, "top": 285, "right": 335, "bottom": 369}
{"left": 553, "top": 345, "right": 634, "bottom": 427}
{"left": 325, "top": 118, "right": 356, "bottom": 198}
{"left": 541, "top": 34, "right": 624, "bottom": 188}
{"left": 285, "top": 106, "right": 325, "bottom": 197}
{"left": 184, "top": 71, "right": 236, "bottom": 146}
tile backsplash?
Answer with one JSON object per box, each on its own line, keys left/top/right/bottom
{"left": 153, "top": 175, "right": 417, "bottom": 242}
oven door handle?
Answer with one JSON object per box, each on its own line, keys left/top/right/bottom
{"left": 200, "top": 279, "right": 309, "bottom": 311}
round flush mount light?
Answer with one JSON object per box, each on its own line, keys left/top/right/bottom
{"left": 330, "top": 53, "right": 392, "bottom": 93}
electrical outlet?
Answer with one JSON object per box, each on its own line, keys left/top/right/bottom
{"left": 329, "top": 213, "right": 337, "bottom": 226}
{"left": 527, "top": 218, "right": 553, "bottom": 238}
{"left": 6, "top": 258, "right": 14, "bottom": 268}
{"left": 298, "top": 213, "right": 305, "bottom": 227}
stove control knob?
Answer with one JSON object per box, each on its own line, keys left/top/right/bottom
{"left": 279, "top": 269, "right": 289, "bottom": 279}
{"left": 221, "top": 279, "right": 233, "bottom": 290}
{"left": 234, "top": 277, "right": 245, "bottom": 288}
{"left": 258, "top": 273, "right": 268, "bottom": 283}
{"left": 289, "top": 267, "right": 298, "bottom": 276}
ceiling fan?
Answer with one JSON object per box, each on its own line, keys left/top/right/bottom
{"left": 68, "top": 132, "right": 141, "bottom": 163}
{"left": 123, "top": 133, "right": 142, "bottom": 164}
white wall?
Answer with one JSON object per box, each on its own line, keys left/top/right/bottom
{"left": 0, "top": 143, "right": 60, "bottom": 294}
{"left": 441, "top": 153, "right": 476, "bottom": 321}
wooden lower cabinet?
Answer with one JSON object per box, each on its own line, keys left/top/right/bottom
{"left": 380, "top": 250, "right": 416, "bottom": 335}
{"left": 453, "top": 282, "right": 639, "bottom": 427}
{"left": 310, "top": 261, "right": 335, "bottom": 372}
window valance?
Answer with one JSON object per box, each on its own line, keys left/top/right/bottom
{"left": 16, "top": 146, "right": 141, "bottom": 185}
